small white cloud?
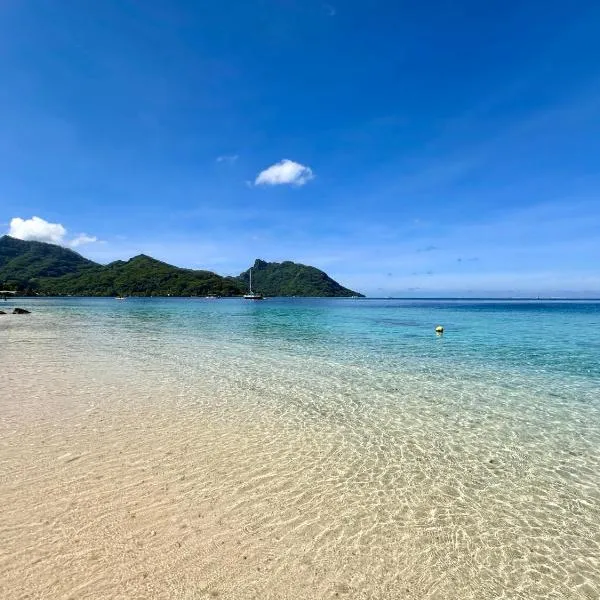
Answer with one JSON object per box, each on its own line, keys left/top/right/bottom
{"left": 216, "top": 154, "right": 239, "bottom": 163}
{"left": 8, "top": 216, "right": 99, "bottom": 247}
{"left": 254, "top": 159, "right": 314, "bottom": 186}
{"left": 9, "top": 216, "right": 66, "bottom": 244}
{"left": 70, "top": 234, "right": 98, "bottom": 247}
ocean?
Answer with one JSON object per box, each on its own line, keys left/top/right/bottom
{"left": 1, "top": 297, "right": 599, "bottom": 599}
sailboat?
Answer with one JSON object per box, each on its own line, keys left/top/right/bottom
{"left": 243, "top": 268, "right": 264, "bottom": 300}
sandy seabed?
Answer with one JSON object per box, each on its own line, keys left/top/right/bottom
{"left": 2, "top": 342, "right": 422, "bottom": 600}
{"left": 1, "top": 377, "right": 344, "bottom": 599}
{"left": 2, "top": 313, "right": 599, "bottom": 600}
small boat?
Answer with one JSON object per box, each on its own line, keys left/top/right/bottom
{"left": 115, "top": 296, "right": 127, "bottom": 300}
{"left": 243, "top": 268, "right": 264, "bottom": 300}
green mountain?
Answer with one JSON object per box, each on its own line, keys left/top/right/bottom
{"left": 0, "top": 236, "right": 244, "bottom": 297}
{"left": 39, "top": 254, "right": 246, "bottom": 297}
{"left": 0, "top": 237, "right": 363, "bottom": 297}
{"left": 0, "top": 235, "right": 95, "bottom": 281}
{"left": 238, "top": 259, "right": 363, "bottom": 297}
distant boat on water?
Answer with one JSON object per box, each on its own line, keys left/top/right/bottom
{"left": 115, "top": 296, "right": 127, "bottom": 300}
{"left": 243, "top": 268, "right": 264, "bottom": 300}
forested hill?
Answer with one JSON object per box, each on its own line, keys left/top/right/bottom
{"left": 238, "top": 259, "right": 363, "bottom": 297}
{"left": 0, "top": 237, "right": 363, "bottom": 297}
{"left": 39, "top": 254, "right": 246, "bottom": 297}
{"left": 0, "top": 234, "right": 96, "bottom": 281}
{"left": 0, "top": 236, "right": 245, "bottom": 296}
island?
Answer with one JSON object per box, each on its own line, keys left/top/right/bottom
{"left": 0, "top": 236, "right": 364, "bottom": 297}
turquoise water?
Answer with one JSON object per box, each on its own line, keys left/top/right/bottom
{"left": 11, "top": 296, "right": 600, "bottom": 373}
{"left": 3, "top": 297, "right": 600, "bottom": 598}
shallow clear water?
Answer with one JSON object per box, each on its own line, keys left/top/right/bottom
{"left": 2, "top": 297, "right": 600, "bottom": 599}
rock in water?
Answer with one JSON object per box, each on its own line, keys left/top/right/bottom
{"left": 13, "top": 307, "right": 31, "bottom": 314}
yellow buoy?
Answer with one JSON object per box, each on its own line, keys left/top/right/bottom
{"left": 435, "top": 325, "right": 444, "bottom": 334}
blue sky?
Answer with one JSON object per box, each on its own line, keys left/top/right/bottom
{"left": 1, "top": 1, "right": 599, "bottom": 296}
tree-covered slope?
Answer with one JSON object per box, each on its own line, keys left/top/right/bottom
{"left": 0, "top": 237, "right": 363, "bottom": 297}
{"left": 239, "top": 259, "right": 363, "bottom": 297}
{"left": 0, "top": 235, "right": 95, "bottom": 288}
{"left": 36, "top": 255, "right": 245, "bottom": 297}
{"left": 0, "top": 237, "right": 245, "bottom": 296}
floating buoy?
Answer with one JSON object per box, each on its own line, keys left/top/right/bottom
{"left": 435, "top": 325, "right": 444, "bottom": 334}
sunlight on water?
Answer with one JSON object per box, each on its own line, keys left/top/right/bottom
{"left": 1, "top": 298, "right": 599, "bottom": 599}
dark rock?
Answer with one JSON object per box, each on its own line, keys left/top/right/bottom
{"left": 12, "top": 307, "right": 31, "bottom": 314}
{"left": 0, "top": 310, "right": 6, "bottom": 315}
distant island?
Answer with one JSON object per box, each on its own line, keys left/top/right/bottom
{"left": 239, "top": 259, "right": 361, "bottom": 298}
{"left": 0, "top": 235, "right": 363, "bottom": 297}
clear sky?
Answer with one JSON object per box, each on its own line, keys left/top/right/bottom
{"left": 1, "top": 1, "right": 599, "bottom": 297}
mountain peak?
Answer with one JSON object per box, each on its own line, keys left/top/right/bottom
{"left": 253, "top": 258, "right": 269, "bottom": 270}
{"left": 128, "top": 253, "right": 158, "bottom": 263}
{"left": 128, "top": 254, "right": 181, "bottom": 267}
{"left": 240, "top": 259, "right": 362, "bottom": 297}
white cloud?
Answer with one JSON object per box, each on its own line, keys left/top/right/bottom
{"left": 254, "top": 159, "right": 314, "bottom": 186}
{"left": 69, "top": 234, "right": 98, "bottom": 247}
{"left": 9, "top": 216, "right": 66, "bottom": 244}
{"left": 8, "top": 216, "right": 99, "bottom": 248}
{"left": 216, "top": 154, "right": 239, "bottom": 163}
